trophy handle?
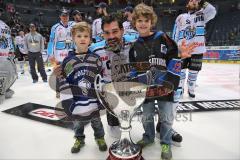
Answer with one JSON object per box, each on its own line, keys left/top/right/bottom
{"left": 94, "top": 74, "right": 105, "bottom": 105}
{"left": 94, "top": 74, "right": 116, "bottom": 115}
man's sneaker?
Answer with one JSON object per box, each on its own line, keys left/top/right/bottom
{"left": 161, "top": 144, "right": 172, "bottom": 160}
{"left": 95, "top": 137, "right": 107, "bottom": 151}
{"left": 156, "top": 129, "right": 183, "bottom": 147}
{"left": 33, "top": 80, "right": 38, "bottom": 83}
{"left": 107, "top": 126, "right": 121, "bottom": 139}
{"left": 43, "top": 79, "right": 47, "bottom": 83}
{"left": 71, "top": 138, "right": 85, "bottom": 153}
{"left": 137, "top": 139, "right": 154, "bottom": 148}
{"left": 188, "top": 91, "right": 195, "bottom": 98}
{"left": 172, "top": 131, "right": 183, "bottom": 142}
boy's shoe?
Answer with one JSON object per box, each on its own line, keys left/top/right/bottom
{"left": 161, "top": 144, "right": 172, "bottom": 160}
{"left": 95, "top": 137, "right": 107, "bottom": 151}
{"left": 43, "top": 79, "right": 47, "bottom": 83}
{"left": 137, "top": 139, "right": 154, "bottom": 148}
{"left": 33, "top": 79, "right": 38, "bottom": 83}
{"left": 71, "top": 138, "right": 85, "bottom": 153}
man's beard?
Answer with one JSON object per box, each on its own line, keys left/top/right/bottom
{"left": 106, "top": 38, "right": 122, "bottom": 53}
{"left": 186, "top": 3, "right": 200, "bottom": 12}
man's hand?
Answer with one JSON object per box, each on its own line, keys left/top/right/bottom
{"left": 53, "top": 64, "right": 64, "bottom": 78}
{"left": 49, "top": 56, "right": 64, "bottom": 78}
{"left": 179, "top": 39, "right": 197, "bottom": 58}
{"left": 49, "top": 56, "right": 59, "bottom": 66}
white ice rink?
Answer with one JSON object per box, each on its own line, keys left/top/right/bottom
{"left": 0, "top": 63, "right": 240, "bottom": 160}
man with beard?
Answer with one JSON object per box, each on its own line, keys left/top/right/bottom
{"left": 122, "top": 6, "right": 138, "bottom": 36}
{"left": 89, "top": 13, "right": 137, "bottom": 138}
{"left": 172, "top": 0, "right": 216, "bottom": 98}
{"left": 72, "top": 10, "right": 83, "bottom": 23}
{"left": 92, "top": 2, "right": 108, "bottom": 43}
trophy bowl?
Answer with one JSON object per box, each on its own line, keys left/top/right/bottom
{"left": 95, "top": 74, "right": 148, "bottom": 160}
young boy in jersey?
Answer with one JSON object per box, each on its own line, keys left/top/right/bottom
{"left": 59, "top": 22, "right": 107, "bottom": 153}
{"left": 130, "top": 3, "right": 185, "bottom": 160}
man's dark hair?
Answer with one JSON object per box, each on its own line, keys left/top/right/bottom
{"left": 101, "top": 12, "right": 123, "bottom": 31}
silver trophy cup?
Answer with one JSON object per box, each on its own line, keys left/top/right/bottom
{"left": 95, "top": 74, "right": 148, "bottom": 160}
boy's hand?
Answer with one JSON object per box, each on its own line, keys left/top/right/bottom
{"left": 179, "top": 39, "right": 197, "bottom": 58}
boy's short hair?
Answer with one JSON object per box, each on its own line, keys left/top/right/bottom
{"left": 132, "top": 3, "right": 157, "bottom": 28}
{"left": 71, "top": 21, "right": 91, "bottom": 37}
{"left": 101, "top": 13, "right": 123, "bottom": 31}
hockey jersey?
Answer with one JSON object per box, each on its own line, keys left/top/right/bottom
{"left": 47, "top": 21, "right": 75, "bottom": 62}
{"left": 15, "top": 35, "right": 27, "bottom": 54}
{"left": 129, "top": 31, "right": 181, "bottom": 101}
{"left": 172, "top": 2, "right": 216, "bottom": 55}
{"left": 0, "top": 20, "right": 14, "bottom": 57}
{"left": 123, "top": 20, "right": 138, "bottom": 37}
{"left": 92, "top": 18, "right": 104, "bottom": 42}
{"left": 89, "top": 34, "right": 137, "bottom": 82}
{"left": 59, "top": 50, "right": 102, "bottom": 119}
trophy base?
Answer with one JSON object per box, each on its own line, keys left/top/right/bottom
{"left": 107, "top": 149, "right": 144, "bottom": 160}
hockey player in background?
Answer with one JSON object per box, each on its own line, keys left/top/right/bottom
{"left": 72, "top": 10, "right": 83, "bottom": 23}
{"left": 172, "top": 0, "right": 216, "bottom": 98}
{"left": 122, "top": 6, "right": 138, "bottom": 36}
{"left": 15, "top": 30, "right": 28, "bottom": 74}
{"left": 92, "top": 2, "right": 108, "bottom": 43}
{"left": 0, "top": 13, "right": 17, "bottom": 104}
{"left": 47, "top": 8, "right": 75, "bottom": 98}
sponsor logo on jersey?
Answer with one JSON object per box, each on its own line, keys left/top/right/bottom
{"left": 149, "top": 57, "right": 166, "bottom": 67}
{"left": 78, "top": 78, "right": 91, "bottom": 96}
{"left": 194, "top": 15, "right": 204, "bottom": 23}
{"left": 184, "top": 26, "right": 196, "bottom": 40}
{"left": 161, "top": 44, "right": 167, "bottom": 54}
{"left": 174, "top": 61, "right": 181, "bottom": 73}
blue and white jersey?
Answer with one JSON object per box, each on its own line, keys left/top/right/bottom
{"left": 47, "top": 21, "right": 75, "bottom": 62}
{"left": 92, "top": 18, "right": 104, "bottom": 42}
{"left": 60, "top": 50, "right": 102, "bottom": 117}
{"left": 89, "top": 34, "right": 137, "bottom": 82}
{"left": 0, "top": 20, "right": 14, "bottom": 57}
{"left": 123, "top": 20, "right": 139, "bottom": 37}
{"left": 15, "top": 35, "right": 27, "bottom": 54}
{"left": 172, "top": 2, "right": 216, "bottom": 55}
